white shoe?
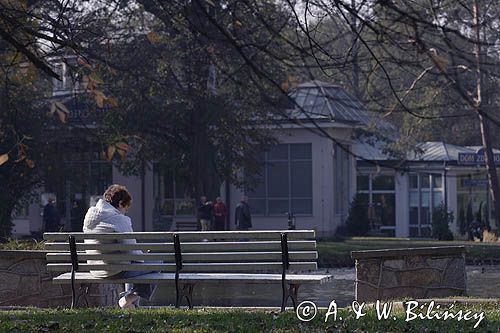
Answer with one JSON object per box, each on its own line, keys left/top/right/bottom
{"left": 119, "top": 294, "right": 139, "bottom": 309}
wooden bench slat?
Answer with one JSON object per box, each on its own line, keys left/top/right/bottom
{"left": 44, "top": 240, "right": 317, "bottom": 252}
{"left": 53, "top": 272, "right": 332, "bottom": 284}
{"left": 43, "top": 230, "right": 316, "bottom": 241}
{"left": 46, "top": 251, "right": 318, "bottom": 262}
{"left": 46, "top": 262, "right": 317, "bottom": 273}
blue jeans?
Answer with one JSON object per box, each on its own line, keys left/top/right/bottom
{"left": 115, "top": 271, "right": 157, "bottom": 301}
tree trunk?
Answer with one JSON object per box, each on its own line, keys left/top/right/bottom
{"left": 472, "top": 0, "right": 500, "bottom": 228}
{"left": 477, "top": 115, "right": 500, "bottom": 228}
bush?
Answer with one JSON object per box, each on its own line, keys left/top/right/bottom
{"left": 432, "top": 203, "right": 454, "bottom": 240}
{"left": 0, "top": 238, "right": 45, "bottom": 250}
{"left": 345, "top": 194, "right": 370, "bottom": 236}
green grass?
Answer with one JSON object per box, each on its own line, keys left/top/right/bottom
{"left": 0, "top": 303, "right": 498, "bottom": 332}
{"left": 317, "top": 237, "right": 500, "bottom": 267}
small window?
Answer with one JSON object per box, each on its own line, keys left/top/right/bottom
{"left": 357, "top": 174, "right": 369, "bottom": 191}
{"left": 409, "top": 174, "right": 418, "bottom": 189}
{"left": 432, "top": 175, "right": 443, "bottom": 188}
{"left": 372, "top": 175, "right": 394, "bottom": 191}
{"left": 268, "top": 144, "right": 288, "bottom": 160}
{"left": 420, "top": 174, "right": 430, "bottom": 189}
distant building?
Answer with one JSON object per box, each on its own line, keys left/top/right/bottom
{"left": 11, "top": 78, "right": 499, "bottom": 238}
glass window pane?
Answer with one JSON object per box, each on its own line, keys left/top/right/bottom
{"left": 250, "top": 199, "right": 266, "bottom": 215}
{"left": 409, "top": 207, "right": 419, "bottom": 225}
{"left": 433, "top": 191, "right": 443, "bottom": 207}
{"left": 409, "top": 192, "right": 419, "bottom": 207}
{"left": 268, "top": 199, "right": 289, "bottom": 215}
{"left": 268, "top": 144, "right": 288, "bottom": 160}
{"left": 372, "top": 175, "right": 394, "bottom": 190}
{"left": 409, "top": 227, "right": 419, "bottom": 237}
{"left": 247, "top": 168, "right": 266, "bottom": 197}
{"left": 291, "top": 199, "right": 312, "bottom": 214}
{"left": 267, "top": 162, "right": 289, "bottom": 197}
{"left": 373, "top": 193, "right": 395, "bottom": 226}
{"left": 421, "top": 192, "right": 430, "bottom": 207}
{"left": 432, "top": 175, "right": 443, "bottom": 188}
{"left": 357, "top": 174, "right": 369, "bottom": 191}
{"left": 291, "top": 161, "right": 312, "bottom": 197}
{"left": 421, "top": 207, "right": 430, "bottom": 224}
{"left": 290, "top": 144, "right": 311, "bottom": 160}
{"left": 409, "top": 174, "right": 418, "bottom": 189}
{"left": 420, "top": 174, "right": 430, "bottom": 189}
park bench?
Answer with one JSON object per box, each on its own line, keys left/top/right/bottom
{"left": 43, "top": 230, "right": 331, "bottom": 311}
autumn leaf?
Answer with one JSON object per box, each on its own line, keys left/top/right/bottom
{"left": 77, "top": 57, "right": 92, "bottom": 70}
{"left": 94, "top": 90, "right": 107, "bottom": 108}
{"left": 81, "top": 75, "right": 90, "bottom": 90}
{"left": 49, "top": 102, "right": 56, "bottom": 116}
{"left": 56, "top": 109, "right": 67, "bottom": 123}
{"left": 106, "top": 145, "right": 116, "bottom": 161}
{"left": 115, "top": 142, "right": 129, "bottom": 151}
{"left": 146, "top": 31, "right": 161, "bottom": 44}
{"left": 106, "top": 96, "right": 119, "bottom": 108}
{"left": 234, "top": 20, "right": 243, "bottom": 27}
{"left": 26, "top": 159, "right": 35, "bottom": 168}
{"left": 55, "top": 101, "right": 69, "bottom": 114}
{"left": 429, "top": 48, "right": 448, "bottom": 72}
{"left": 0, "top": 154, "right": 8, "bottom": 166}
{"left": 89, "top": 72, "right": 104, "bottom": 84}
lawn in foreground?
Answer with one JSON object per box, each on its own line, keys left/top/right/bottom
{"left": 317, "top": 237, "right": 500, "bottom": 267}
{"left": 0, "top": 302, "right": 498, "bottom": 332}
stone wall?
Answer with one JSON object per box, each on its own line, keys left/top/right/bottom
{"left": 352, "top": 246, "right": 466, "bottom": 302}
{"left": 0, "top": 250, "right": 121, "bottom": 308}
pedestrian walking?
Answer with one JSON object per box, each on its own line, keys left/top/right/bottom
{"left": 213, "top": 196, "right": 228, "bottom": 231}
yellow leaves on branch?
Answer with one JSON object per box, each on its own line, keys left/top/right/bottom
{"left": 106, "top": 142, "right": 129, "bottom": 161}
{"left": 77, "top": 58, "right": 118, "bottom": 109}
{"left": 429, "top": 48, "right": 448, "bottom": 73}
{"left": 0, "top": 154, "right": 8, "bottom": 166}
{"left": 49, "top": 101, "right": 69, "bottom": 123}
{"left": 147, "top": 32, "right": 162, "bottom": 44}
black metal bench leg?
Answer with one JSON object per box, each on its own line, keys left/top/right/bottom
{"left": 281, "top": 283, "right": 301, "bottom": 312}
{"left": 175, "top": 283, "right": 195, "bottom": 309}
{"left": 71, "top": 283, "right": 90, "bottom": 308}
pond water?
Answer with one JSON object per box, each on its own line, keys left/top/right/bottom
{"left": 147, "top": 265, "right": 500, "bottom": 308}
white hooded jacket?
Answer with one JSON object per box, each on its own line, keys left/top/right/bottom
{"left": 83, "top": 199, "right": 141, "bottom": 277}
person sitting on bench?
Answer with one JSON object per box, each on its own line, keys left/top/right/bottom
{"left": 83, "top": 184, "right": 157, "bottom": 309}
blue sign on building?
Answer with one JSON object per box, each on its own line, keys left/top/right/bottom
{"left": 458, "top": 149, "right": 500, "bottom": 165}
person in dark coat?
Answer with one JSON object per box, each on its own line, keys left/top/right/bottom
{"left": 197, "top": 196, "right": 213, "bottom": 231}
{"left": 235, "top": 196, "right": 252, "bottom": 231}
{"left": 43, "top": 197, "right": 61, "bottom": 232}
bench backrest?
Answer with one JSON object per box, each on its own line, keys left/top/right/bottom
{"left": 43, "top": 230, "right": 318, "bottom": 274}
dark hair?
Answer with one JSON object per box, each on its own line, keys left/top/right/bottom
{"left": 103, "top": 184, "right": 132, "bottom": 209}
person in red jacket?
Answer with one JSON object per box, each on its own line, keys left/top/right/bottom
{"left": 213, "top": 196, "right": 228, "bottom": 231}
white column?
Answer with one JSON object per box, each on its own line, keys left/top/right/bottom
{"left": 395, "top": 172, "right": 409, "bottom": 237}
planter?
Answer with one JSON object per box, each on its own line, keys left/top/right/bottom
{"left": 0, "top": 250, "right": 120, "bottom": 308}
{"left": 351, "top": 246, "right": 467, "bottom": 302}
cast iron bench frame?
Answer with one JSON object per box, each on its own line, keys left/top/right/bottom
{"left": 43, "top": 230, "right": 331, "bottom": 311}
